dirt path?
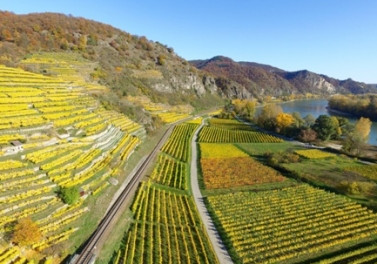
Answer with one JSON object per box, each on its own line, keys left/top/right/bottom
{"left": 190, "top": 122, "right": 234, "bottom": 264}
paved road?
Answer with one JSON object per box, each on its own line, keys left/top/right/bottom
{"left": 190, "top": 122, "right": 234, "bottom": 264}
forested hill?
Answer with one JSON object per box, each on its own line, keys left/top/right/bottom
{"left": 191, "top": 56, "right": 376, "bottom": 98}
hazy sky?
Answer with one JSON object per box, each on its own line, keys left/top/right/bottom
{"left": 2, "top": 0, "right": 377, "bottom": 83}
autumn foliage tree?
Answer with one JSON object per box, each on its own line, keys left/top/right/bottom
{"left": 275, "top": 113, "right": 294, "bottom": 133}
{"left": 355, "top": 117, "right": 372, "bottom": 142}
{"left": 12, "top": 217, "right": 42, "bottom": 246}
{"left": 233, "top": 99, "right": 257, "bottom": 120}
{"left": 343, "top": 117, "right": 372, "bottom": 155}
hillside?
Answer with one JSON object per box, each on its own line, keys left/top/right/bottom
{"left": 0, "top": 11, "right": 226, "bottom": 112}
{"left": 191, "top": 56, "right": 376, "bottom": 98}
{"left": 1, "top": 11, "right": 374, "bottom": 108}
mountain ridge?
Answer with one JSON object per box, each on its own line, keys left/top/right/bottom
{"left": 190, "top": 56, "right": 375, "bottom": 98}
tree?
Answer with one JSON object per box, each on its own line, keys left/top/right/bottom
{"left": 60, "top": 38, "right": 69, "bottom": 50}
{"left": 291, "top": 112, "right": 305, "bottom": 128}
{"left": 60, "top": 187, "right": 80, "bottom": 205}
{"left": 355, "top": 117, "right": 372, "bottom": 142}
{"left": 336, "top": 116, "right": 353, "bottom": 137}
{"left": 12, "top": 217, "right": 42, "bottom": 246}
{"left": 275, "top": 113, "right": 294, "bottom": 132}
{"left": 298, "top": 128, "right": 317, "bottom": 143}
{"left": 78, "top": 35, "right": 87, "bottom": 50}
{"left": 257, "top": 104, "right": 282, "bottom": 130}
{"left": 303, "top": 114, "right": 316, "bottom": 128}
{"left": 343, "top": 117, "right": 372, "bottom": 155}
{"left": 244, "top": 100, "right": 256, "bottom": 120}
{"left": 233, "top": 99, "right": 256, "bottom": 120}
{"left": 312, "top": 115, "right": 339, "bottom": 141}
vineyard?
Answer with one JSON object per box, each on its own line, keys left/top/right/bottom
{"left": 126, "top": 95, "right": 193, "bottom": 124}
{"left": 295, "top": 149, "right": 336, "bottom": 159}
{"left": 198, "top": 126, "right": 282, "bottom": 143}
{"left": 199, "top": 143, "right": 249, "bottom": 158}
{"left": 150, "top": 154, "right": 187, "bottom": 190}
{"left": 314, "top": 242, "right": 377, "bottom": 264}
{"left": 199, "top": 141, "right": 285, "bottom": 189}
{"left": 207, "top": 184, "right": 377, "bottom": 264}
{"left": 201, "top": 156, "right": 285, "bottom": 189}
{"left": 161, "top": 123, "right": 198, "bottom": 162}
{"left": 0, "top": 62, "right": 144, "bottom": 262}
{"left": 112, "top": 122, "right": 218, "bottom": 264}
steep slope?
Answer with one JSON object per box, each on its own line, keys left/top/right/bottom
{"left": 0, "top": 11, "right": 226, "bottom": 108}
{"left": 191, "top": 56, "right": 375, "bottom": 98}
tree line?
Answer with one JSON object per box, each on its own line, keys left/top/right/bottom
{"left": 329, "top": 94, "right": 377, "bottom": 121}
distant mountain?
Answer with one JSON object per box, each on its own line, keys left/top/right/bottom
{"left": 191, "top": 56, "right": 376, "bottom": 98}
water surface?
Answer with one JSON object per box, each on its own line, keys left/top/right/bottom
{"left": 263, "top": 99, "right": 377, "bottom": 146}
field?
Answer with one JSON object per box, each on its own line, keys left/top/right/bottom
{"left": 0, "top": 61, "right": 144, "bottom": 262}
{"left": 208, "top": 118, "right": 254, "bottom": 130}
{"left": 345, "top": 164, "right": 377, "bottom": 181}
{"left": 198, "top": 118, "right": 377, "bottom": 264}
{"left": 207, "top": 184, "right": 377, "bottom": 264}
{"left": 237, "top": 143, "right": 377, "bottom": 199}
{"left": 200, "top": 157, "right": 285, "bottom": 189}
{"left": 295, "top": 149, "right": 336, "bottom": 159}
{"left": 199, "top": 143, "right": 249, "bottom": 158}
{"left": 111, "top": 122, "right": 218, "bottom": 264}
{"left": 199, "top": 143, "right": 285, "bottom": 189}
{"left": 198, "top": 126, "right": 282, "bottom": 143}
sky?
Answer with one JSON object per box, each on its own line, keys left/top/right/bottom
{"left": 1, "top": 0, "right": 377, "bottom": 83}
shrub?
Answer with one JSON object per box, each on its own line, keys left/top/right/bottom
{"left": 157, "top": 55, "right": 166, "bottom": 66}
{"left": 265, "top": 151, "right": 300, "bottom": 166}
{"left": 59, "top": 186, "right": 80, "bottom": 205}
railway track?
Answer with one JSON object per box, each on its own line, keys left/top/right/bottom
{"left": 70, "top": 125, "right": 174, "bottom": 264}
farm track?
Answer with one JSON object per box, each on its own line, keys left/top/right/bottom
{"left": 190, "top": 121, "right": 234, "bottom": 264}
{"left": 71, "top": 125, "right": 175, "bottom": 264}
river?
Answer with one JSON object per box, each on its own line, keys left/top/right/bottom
{"left": 272, "top": 99, "right": 377, "bottom": 146}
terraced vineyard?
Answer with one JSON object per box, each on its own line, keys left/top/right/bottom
{"left": 207, "top": 185, "right": 377, "bottom": 264}
{"left": 126, "top": 95, "right": 192, "bottom": 124}
{"left": 0, "top": 63, "right": 144, "bottom": 262}
{"left": 112, "top": 122, "right": 218, "bottom": 264}
{"left": 198, "top": 126, "right": 282, "bottom": 143}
